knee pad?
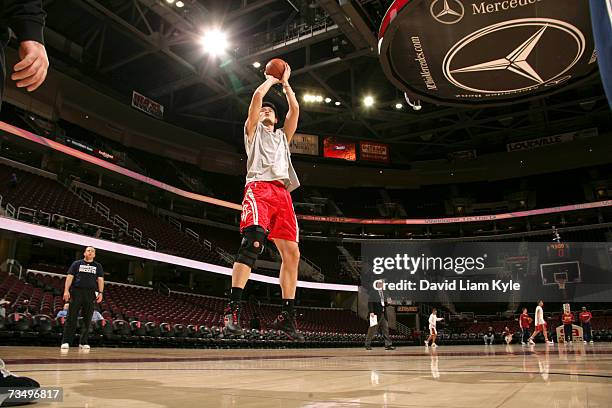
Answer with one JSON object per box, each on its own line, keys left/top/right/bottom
{"left": 236, "top": 225, "right": 266, "bottom": 268}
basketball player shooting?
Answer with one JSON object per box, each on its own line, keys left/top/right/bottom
{"left": 223, "top": 59, "right": 304, "bottom": 341}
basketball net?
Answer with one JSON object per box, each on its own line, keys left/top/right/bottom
{"left": 558, "top": 278, "right": 567, "bottom": 290}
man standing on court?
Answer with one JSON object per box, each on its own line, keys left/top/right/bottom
{"left": 425, "top": 308, "right": 443, "bottom": 348}
{"left": 223, "top": 61, "right": 304, "bottom": 341}
{"left": 60, "top": 246, "right": 105, "bottom": 350}
{"left": 579, "top": 306, "right": 593, "bottom": 344}
{"left": 561, "top": 307, "right": 574, "bottom": 344}
{"left": 365, "top": 282, "right": 394, "bottom": 350}
{"left": 519, "top": 307, "right": 532, "bottom": 345}
{"left": 528, "top": 300, "right": 553, "bottom": 345}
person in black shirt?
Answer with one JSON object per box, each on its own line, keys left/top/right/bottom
{"left": 60, "top": 247, "right": 105, "bottom": 350}
{"left": 0, "top": 1, "right": 49, "bottom": 104}
{"left": 365, "top": 283, "right": 395, "bottom": 350}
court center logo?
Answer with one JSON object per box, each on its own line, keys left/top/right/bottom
{"left": 443, "top": 18, "right": 586, "bottom": 95}
{"left": 430, "top": 0, "right": 465, "bottom": 25}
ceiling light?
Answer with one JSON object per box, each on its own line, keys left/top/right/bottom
{"left": 176, "top": 1, "right": 185, "bottom": 7}
{"left": 395, "top": 103, "right": 403, "bottom": 110}
{"left": 200, "top": 29, "right": 228, "bottom": 56}
{"left": 252, "top": 62, "right": 261, "bottom": 68}
{"left": 363, "top": 96, "right": 374, "bottom": 107}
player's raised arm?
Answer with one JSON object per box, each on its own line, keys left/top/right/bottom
{"left": 245, "top": 76, "right": 279, "bottom": 143}
{"left": 281, "top": 63, "right": 299, "bottom": 143}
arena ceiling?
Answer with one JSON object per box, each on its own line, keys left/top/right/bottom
{"left": 41, "top": 0, "right": 611, "bottom": 163}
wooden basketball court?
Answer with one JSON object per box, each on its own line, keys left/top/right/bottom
{"left": 2, "top": 343, "right": 611, "bottom": 407}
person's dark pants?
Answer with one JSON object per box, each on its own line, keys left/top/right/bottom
{"left": 62, "top": 287, "right": 96, "bottom": 345}
{"left": 564, "top": 324, "right": 573, "bottom": 342}
{"left": 582, "top": 322, "right": 592, "bottom": 342}
{"left": 521, "top": 328, "right": 530, "bottom": 343}
{"left": 365, "top": 314, "right": 392, "bottom": 347}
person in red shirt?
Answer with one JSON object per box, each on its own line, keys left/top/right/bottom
{"left": 519, "top": 308, "right": 532, "bottom": 345}
{"left": 579, "top": 306, "right": 593, "bottom": 344}
{"left": 562, "top": 310, "right": 574, "bottom": 343}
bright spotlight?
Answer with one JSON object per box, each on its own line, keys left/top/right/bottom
{"left": 315, "top": 95, "right": 323, "bottom": 102}
{"left": 166, "top": 0, "right": 175, "bottom": 3}
{"left": 324, "top": 97, "right": 332, "bottom": 103}
{"left": 200, "top": 29, "right": 228, "bottom": 56}
{"left": 252, "top": 62, "right": 261, "bottom": 68}
{"left": 303, "top": 94, "right": 313, "bottom": 102}
{"left": 176, "top": 1, "right": 184, "bottom": 7}
{"left": 363, "top": 96, "right": 374, "bottom": 107}
{"left": 395, "top": 103, "right": 403, "bottom": 110}
{"left": 334, "top": 101, "right": 341, "bottom": 106}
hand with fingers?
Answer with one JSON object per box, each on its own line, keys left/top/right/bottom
{"left": 264, "top": 74, "right": 281, "bottom": 85}
{"left": 281, "top": 62, "right": 291, "bottom": 85}
{"left": 12, "top": 40, "right": 49, "bottom": 92}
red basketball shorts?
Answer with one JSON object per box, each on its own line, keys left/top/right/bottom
{"left": 240, "top": 181, "right": 299, "bottom": 243}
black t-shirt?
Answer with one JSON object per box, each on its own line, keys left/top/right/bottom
{"left": 486, "top": 330, "right": 494, "bottom": 337}
{"left": 68, "top": 260, "right": 104, "bottom": 289}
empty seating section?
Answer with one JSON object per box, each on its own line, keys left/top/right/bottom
{"left": 0, "top": 163, "right": 115, "bottom": 230}
{"left": 87, "top": 191, "right": 223, "bottom": 264}
{"left": 0, "top": 272, "right": 397, "bottom": 348}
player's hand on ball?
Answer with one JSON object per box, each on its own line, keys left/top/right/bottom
{"left": 265, "top": 74, "right": 280, "bottom": 85}
{"left": 281, "top": 63, "right": 291, "bottom": 85}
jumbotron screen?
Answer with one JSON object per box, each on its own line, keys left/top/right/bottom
{"left": 323, "top": 137, "right": 356, "bottom": 161}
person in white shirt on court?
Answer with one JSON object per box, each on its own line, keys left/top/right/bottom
{"left": 528, "top": 300, "right": 554, "bottom": 345}
{"left": 425, "top": 308, "right": 444, "bottom": 348}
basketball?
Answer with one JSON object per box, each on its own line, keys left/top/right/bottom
{"left": 265, "top": 58, "right": 286, "bottom": 80}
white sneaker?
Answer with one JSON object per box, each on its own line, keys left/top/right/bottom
{"left": 528, "top": 339, "right": 535, "bottom": 345}
{"left": 547, "top": 340, "right": 554, "bottom": 345}
{"left": 568, "top": 341, "right": 572, "bottom": 344}
{"left": 424, "top": 341, "right": 429, "bottom": 347}
{"left": 583, "top": 340, "right": 587, "bottom": 344}
{"left": 431, "top": 343, "right": 437, "bottom": 348}
{"left": 60, "top": 343, "right": 69, "bottom": 350}
{"left": 589, "top": 340, "right": 594, "bottom": 344}
{"left": 79, "top": 345, "right": 90, "bottom": 350}
{"left": 521, "top": 341, "right": 526, "bottom": 345}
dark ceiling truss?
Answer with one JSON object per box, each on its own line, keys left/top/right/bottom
{"left": 43, "top": 0, "right": 609, "bottom": 161}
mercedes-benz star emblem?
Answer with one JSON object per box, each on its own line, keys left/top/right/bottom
{"left": 443, "top": 18, "right": 586, "bottom": 95}
{"left": 451, "top": 25, "right": 548, "bottom": 84}
{"left": 430, "top": 0, "right": 465, "bottom": 25}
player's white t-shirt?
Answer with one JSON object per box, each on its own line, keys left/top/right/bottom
{"left": 535, "top": 305, "right": 545, "bottom": 325}
{"left": 244, "top": 122, "right": 300, "bottom": 192}
{"left": 429, "top": 314, "right": 442, "bottom": 329}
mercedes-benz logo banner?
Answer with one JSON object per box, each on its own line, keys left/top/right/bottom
{"left": 361, "top": 242, "right": 612, "bottom": 303}
{"left": 378, "top": 0, "right": 599, "bottom": 107}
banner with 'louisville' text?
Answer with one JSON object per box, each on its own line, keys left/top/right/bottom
{"left": 361, "top": 242, "right": 612, "bottom": 303}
